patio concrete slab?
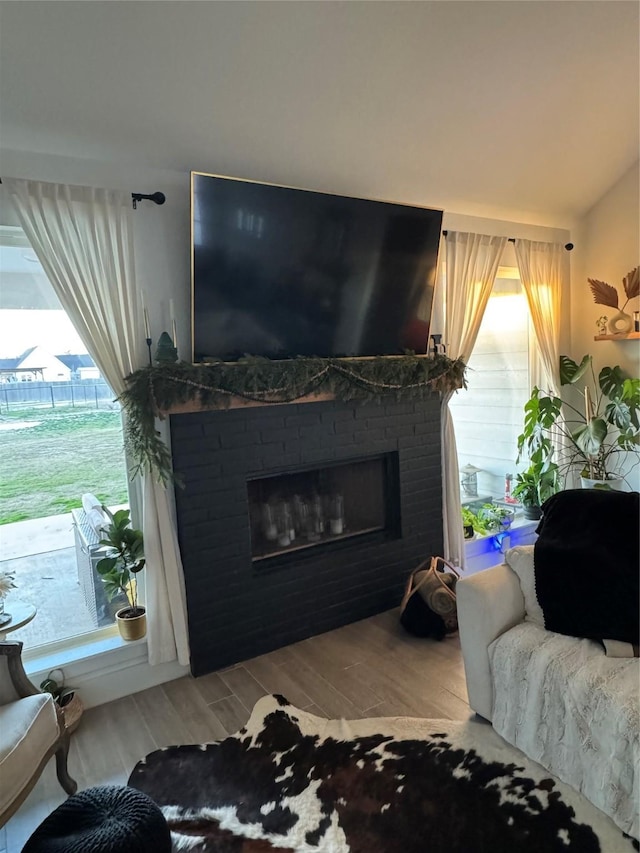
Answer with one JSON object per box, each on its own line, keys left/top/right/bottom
{"left": 0, "top": 508, "right": 132, "bottom": 649}
{"left": 0, "top": 513, "right": 74, "bottom": 560}
{"left": 2, "top": 547, "right": 95, "bottom": 647}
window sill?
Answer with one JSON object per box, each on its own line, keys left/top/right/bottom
{"left": 464, "top": 516, "right": 537, "bottom": 553}
{"left": 24, "top": 630, "right": 146, "bottom": 677}
{"left": 463, "top": 517, "right": 538, "bottom": 574}
{"left": 23, "top": 630, "right": 188, "bottom": 709}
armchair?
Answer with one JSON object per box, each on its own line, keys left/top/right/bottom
{"left": 0, "top": 641, "right": 77, "bottom": 827}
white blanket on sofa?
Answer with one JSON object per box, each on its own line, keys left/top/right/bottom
{"left": 489, "top": 622, "right": 639, "bottom": 839}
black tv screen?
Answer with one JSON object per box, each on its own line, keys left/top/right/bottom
{"left": 191, "top": 173, "right": 443, "bottom": 362}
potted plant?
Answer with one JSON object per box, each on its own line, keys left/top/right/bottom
{"left": 517, "top": 355, "right": 640, "bottom": 489}
{"left": 461, "top": 506, "right": 476, "bottom": 539}
{"left": 511, "top": 463, "right": 559, "bottom": 519}
{"left": 461, "top": 502, "right": 514, "bottom": 538}
{"left": 96, "top": 508, "right": 147, "bottom": 641}
{"left": 476, "top": 503, "right": 515, "bottom": 532}
{"left": 514, "top": 394, "right": 560, "bottom": 517}
{"left": 40, "top": 669, "right": 83, "bottom": 733}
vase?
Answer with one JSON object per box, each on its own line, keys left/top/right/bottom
{"left": 580, "top": 476, "right": 624, "bottom": 491}
{"left": 0, "top": 596, "right": 10, "bottom": 626}
{"left": 607, "top": 310, "right": 633, "bottom": 335}
{"left": 522, "top": 504, "right": 542, "bottom": 520}
{"left": 116, "top": 606, "right": 147, "bottom": 641}
{"left": 60, "top": 692, "right": 84, "bottom": 734}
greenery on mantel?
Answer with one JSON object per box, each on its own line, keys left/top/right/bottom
{"left": 120, "top": 354, "right": 466, "bottom": 484}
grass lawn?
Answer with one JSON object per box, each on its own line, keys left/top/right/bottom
{"left": 0, "top": 405, "right": 129, "bottom": 524}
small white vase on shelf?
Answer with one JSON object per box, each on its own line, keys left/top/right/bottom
{"left": 607, "top": 310, "right": 633, "bottom": 335}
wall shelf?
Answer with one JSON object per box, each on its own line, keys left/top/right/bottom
{"left": 594, "top": 332, "right": 640, "bottom": 341}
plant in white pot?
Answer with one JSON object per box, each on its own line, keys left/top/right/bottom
{"left": 460, "top": 503, "right": 515, "bottom": 538}
{"left": 517, "top": 355, "right": 640, "bottom": 490}
{"left": 96, "top": 508, "right": 146, "bottom": 641}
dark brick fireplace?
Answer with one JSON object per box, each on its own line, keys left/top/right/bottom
{"left": 170, "top": 396, "right": 443, "bottom": 676}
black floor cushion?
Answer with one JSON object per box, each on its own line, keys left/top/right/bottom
{"left": 22, "top": 785, "right": 171, "bottom": 853}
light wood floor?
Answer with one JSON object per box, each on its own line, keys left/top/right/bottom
{"left": 3, "top": 608, "right": 471, "bottom": 852}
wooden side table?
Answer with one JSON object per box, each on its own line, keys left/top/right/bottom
{"left": 0, "top": 599, "right": 37, "bottom": 641}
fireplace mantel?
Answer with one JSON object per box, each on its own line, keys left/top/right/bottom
{"left": 161, "top": 390, "right": 335, "bottom": 416}
{"left": 120, "top": 355, "right": 464, "bottom": 484}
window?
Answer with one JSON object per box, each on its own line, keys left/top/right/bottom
{"left": 0, "top": 226, "right": 130, "bottom": 650}
{"left": 449, "top": 269, "right": 531, "bottom": 502}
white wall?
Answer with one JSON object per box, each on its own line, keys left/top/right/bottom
{"left": 570, "top": 161, "right": 639, "bottom": 488}
{"left": 571, "top": 161, "right": 639, "bottom": 376}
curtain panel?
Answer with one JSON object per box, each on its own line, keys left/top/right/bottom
{"left": 514, "top": 239, "right": 565, "bottom": 394}
{"left": 5, "top": 177, "right": 190, "bottom": 667}
{"left": 515, "top": 238, "right": 568, "bottom": 485}
{"left": 441, "top": 232, "right": 507, "bottom": 566}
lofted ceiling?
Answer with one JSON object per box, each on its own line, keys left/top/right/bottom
{"left": 0, "top": 1, "right": 638, "bottom": 225}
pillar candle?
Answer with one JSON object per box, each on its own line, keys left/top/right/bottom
{"left": 169, "top": 299, "right": 177, "bottom": 350}
{"left": 584, "top": 386, "right": 592, "bottom": 422}
{"left": 140, "top": 290, "right": 151, "bottom": 339}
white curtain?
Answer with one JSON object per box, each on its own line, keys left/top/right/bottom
{"left": 515, "top": 239, "right": 567, "bottom": 484}
{"left": 143, "top": 473, "right": 190, "bottom": 665}
{"left": 441, "top": 232, "right": 508, "bottom": 566}
{"left": 5, "top": 178, "right": 190, "bottom": 666}
{"left": 514, "top": 240, "right": 565, "bottom": 394}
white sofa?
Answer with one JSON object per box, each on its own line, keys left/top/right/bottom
{"left": 458, "top": 552, "right": 639, "bottom": 839}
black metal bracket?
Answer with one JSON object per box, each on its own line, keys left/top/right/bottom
{"left": 131, "top": 191, "right": 166, "bottom": 210}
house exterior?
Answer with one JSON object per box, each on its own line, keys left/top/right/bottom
{"left": 54, "top": 353, "right": 99, "bottom": 380}
{"left": 17, "top": 346, "right": 70, "bottom": 382}
{"left": 0, "top": 348, "right": 96, "bottom": 383}
{"left": 0, "top": 348, "right": 43, "bottom": 382}
{"left": 0, "top": 346, "right": 70, "bottom": 383}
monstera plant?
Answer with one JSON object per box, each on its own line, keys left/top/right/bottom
{"left": 517, "top": 355, "right": 640, "bottom": 488}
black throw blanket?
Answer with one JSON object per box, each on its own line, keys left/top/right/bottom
{"left": 534, "top": 489, "right": 639, "bottom": 645}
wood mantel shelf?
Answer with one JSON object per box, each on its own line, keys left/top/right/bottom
{"left": 161, "top": 391, "right": 335, "bottom": 416}
{"left": 594, "top": 332, "right": 640, "bottom": 341}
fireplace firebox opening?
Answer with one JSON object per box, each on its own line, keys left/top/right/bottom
{"left": 247, "top": 453, "right": 401, "bottom": 563}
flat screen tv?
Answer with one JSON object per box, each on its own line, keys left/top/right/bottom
{"left": 191, "top": 172, "right": 443, "bottom": 362}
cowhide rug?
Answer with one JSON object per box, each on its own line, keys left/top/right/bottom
{"left": 129, "top": 694, "right": 637, "bottom": 853}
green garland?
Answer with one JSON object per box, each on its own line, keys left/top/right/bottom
{"left": 120, "top": 354, "right": 466, "bottom": 484}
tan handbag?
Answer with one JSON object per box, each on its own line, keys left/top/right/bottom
{"left": 400, "top": 556, "right": 460, "bottom": 638}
